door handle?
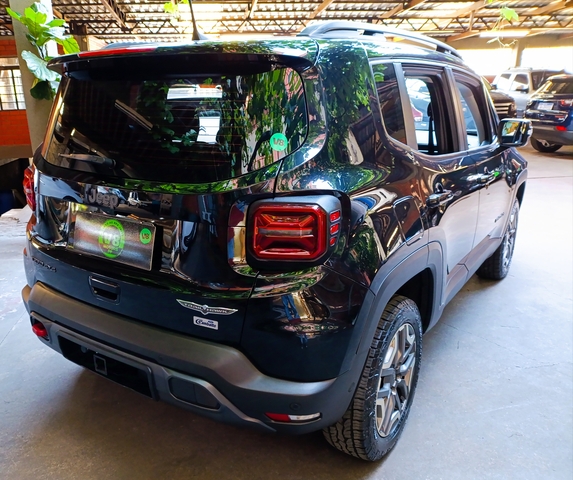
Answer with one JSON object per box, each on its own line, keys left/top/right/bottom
{"left": 426, "top": 190, "right": 453, "bottom": 207}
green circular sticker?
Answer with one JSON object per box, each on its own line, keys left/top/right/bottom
{"left": 270, "top": 133, "right": 288, "bottom": 152}
{"left": 98, "top": 219, "right": 125, "bottom": 259}
{"left": 140, "top": 228, "right": 152, "bottom": 245}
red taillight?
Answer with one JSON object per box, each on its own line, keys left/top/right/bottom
{"left": 32, "top": 321, "right": 48, "bottom": 339}
{"left": 252, "top": 204, "right": 328, "bottom": 260}
{"left": 23, "top": 166, "right": 36, "bottom": 211}
{"left": 78, "top": 46, "right": 157, "bottom": 58}
{"left": 558, "top": 99, "right": 573, "bottom": 108}
{"left": 556, "top": 125, "right": 567, "bottom": 131}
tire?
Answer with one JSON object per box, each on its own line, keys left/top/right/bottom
{"left": 530, "top": 137, "right": 562, "bottom": 153}
{"left": 323, "top": 295, "right": 423, "bottom": 461}
{"left": 477, "top": 199, "right": 519, "bottom": 280}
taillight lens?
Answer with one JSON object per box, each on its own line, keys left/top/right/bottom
{"left": 558, "top": 99, "right": 573, "bottom": 108}
{"left": 252, "top": 204, "right": 327, "bottom": 260}
{"left": 23, "top": 165, "right": 36, "bottom": 211}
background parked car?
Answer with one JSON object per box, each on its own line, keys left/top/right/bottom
{"left": 524, "top": 74, "right": 573, "bottom": 153}
{"left": 484, "top": 78, "right": 517, "bottom": 119}
{"left": 493, "top": 67, "right": 565, "bottom": 116}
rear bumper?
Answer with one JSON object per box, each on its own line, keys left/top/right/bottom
{"left": 22, "top": 282, "right": 360, "bottom": 434}
{"left": 531, "top": 124, "right": 573, "bottom": 145}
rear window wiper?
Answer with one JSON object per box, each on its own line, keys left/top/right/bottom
{"left": 59, "top": 153, "right": 115, "bottom": 167}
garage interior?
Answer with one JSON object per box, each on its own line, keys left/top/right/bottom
{"left": 0, "top": 0, "right": 572, "bottom": 478}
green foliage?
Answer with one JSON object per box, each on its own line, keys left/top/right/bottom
{"left": 6, "top": 2, "right": 80, "bottom": 100}
{"left": 484, "top": 0, "right": 520, "bottom": 41}
{"left": 163, "top": 0, "right": 189, "bottom": 19}
{"left": 500, "top": 6, "right": 519, "bottom": 22}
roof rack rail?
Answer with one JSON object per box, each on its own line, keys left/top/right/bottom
{"left": 298, "top": 21, "right": 462, "bottom": 60}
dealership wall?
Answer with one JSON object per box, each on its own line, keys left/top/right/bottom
{"left": 0, "top": 38, "right": 32, "bottom": 159}
{"left": 446, "top": 34, "right": 573, "bottom": 76}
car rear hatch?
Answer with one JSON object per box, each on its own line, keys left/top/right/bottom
{"left": 526, "top": 76, "right": 573, "bottom": 125}
{"left": 30, "top": 40, "right": 318, "bottom": 345}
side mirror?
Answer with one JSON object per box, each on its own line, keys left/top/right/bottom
{"left": 498, "top": 118, "right": 532, "bottom": 147}
{"left": 514, "top": 85, "right": 529, "bottom": 93}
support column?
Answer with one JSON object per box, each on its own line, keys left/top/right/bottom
{"left": 512, "top": 39, "right": 526, "bottom": 67}
{"left": 8, "top": 0, "right": 58, "bottom": 153}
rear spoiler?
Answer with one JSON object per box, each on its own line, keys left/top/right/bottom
{"left": 48, "top": 40, "right": 319, "bottom": 74}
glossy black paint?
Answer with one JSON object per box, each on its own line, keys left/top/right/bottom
{"left": 23, "top": 33, "right": 528, "bottom": 433}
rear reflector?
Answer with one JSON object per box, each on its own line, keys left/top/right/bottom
{"left": 32, "top": 321, "right": 48, "bottom": 339}
{"left": 23, "top": 166, "right": 36, "bottom": 211}
{"left": 266, "top": 412, "right": 321, "bottom": 423}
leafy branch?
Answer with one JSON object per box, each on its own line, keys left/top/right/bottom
{"left": 6, "top": 2, "right": 80, "bottom": 100}
{"left": 485, "top": 0, "right": 520, "bottom": 46}
{"left": 163, "top": 0, "right": 190, "bottom": 18}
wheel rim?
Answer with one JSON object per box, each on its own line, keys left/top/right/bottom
{"left": 375, "top": 323, "right": 417, "bottom": 438}
{"left": 501, "top": 203, "right": 518, "bottom": 270}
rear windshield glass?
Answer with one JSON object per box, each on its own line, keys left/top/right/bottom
{"left": 537, "top": 78, "right": 573, "bottom": 95}
{"left": 44, "top": 67, "right": 307, "bottom": 183}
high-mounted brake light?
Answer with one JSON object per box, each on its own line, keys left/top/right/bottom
{"left": 78, "top": 46, "right": 157, "bottom": 58}
{"left": 23, "top": 165, "right": 36, "bottom": 211}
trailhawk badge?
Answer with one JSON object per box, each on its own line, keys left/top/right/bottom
{"left": 176, "top": 300, "right": 237, "bottom": 316}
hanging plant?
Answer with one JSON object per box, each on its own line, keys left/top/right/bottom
{"left": 6, "top": 2, "right": 80, "bottom": 100}
{"left": 485, "top": 0, "right": 520, "bottom": 46}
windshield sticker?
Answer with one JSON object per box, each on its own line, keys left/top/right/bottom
{"left": 98, "top": 219, "right": 125, "bottom": 258}
{"left": 270, "top": 133, "right": 288, "bottom": 152}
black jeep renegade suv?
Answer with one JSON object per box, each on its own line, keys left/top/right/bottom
{"left": 22, "top": 22, "right": 531, "bottom": 461}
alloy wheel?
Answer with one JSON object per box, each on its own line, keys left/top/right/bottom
{"left": 375, "top": 323, "right": 417, "bottom": 437}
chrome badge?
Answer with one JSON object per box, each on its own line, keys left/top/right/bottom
{"left": 176, "top": 300, "right": 237, "bottom": 316}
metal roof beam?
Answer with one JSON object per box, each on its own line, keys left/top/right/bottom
{"left": 100, "top": 0, "right": 129, "bottom": 29}
{"left": 309, "top": 0, "right": 336, "bottom": 20}
{"left": 381, "top": 0, "right": 429, "bottom": 19}
{"left": 529, "top": 0, "right": 572, "bottom": 16}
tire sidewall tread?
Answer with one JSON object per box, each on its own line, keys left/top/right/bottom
{"left": 323, "top": 295, "right": 423, "bottom": 461}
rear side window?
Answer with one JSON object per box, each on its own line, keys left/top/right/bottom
{"left": 537, "top": 78, "right": 573, "bottom": 94}
{"left": 511, "top": 74, "right": 528, "bottom": 91}
{"left": 44, "top": 66, "right": 307, "bottom": 183}
{"left": 372, "top": 63, "right": 406, "bottom": 144}
{"left": 453, "top": 75, "right": 492, "bottom": 149}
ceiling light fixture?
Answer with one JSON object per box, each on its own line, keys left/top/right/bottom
{"left": 479, "top": 29, "right": 530, "bottom": 38}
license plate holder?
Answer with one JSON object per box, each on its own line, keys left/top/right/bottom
{"left": 538, "top": 102, "right": 554, "bottom": 111}
{"left": 71, "top": 212, "right": 156, "bottom": 270}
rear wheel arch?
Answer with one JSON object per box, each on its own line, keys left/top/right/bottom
{"left": 360, "top": 243, "right": 443, "bottom": 354}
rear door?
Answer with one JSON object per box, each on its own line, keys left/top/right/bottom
{"left": 451, "top": 70, "right": 512, "bottom": 247}
{"left": 398, "top": 64, "right": 480, "bottom": 274}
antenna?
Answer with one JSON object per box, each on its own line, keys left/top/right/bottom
{"left": 188, "top": 0, "right": 207, "bottom": 40}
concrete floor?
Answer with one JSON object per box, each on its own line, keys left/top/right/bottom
{"left": 0, "top": 145, "right": 571, "bottom": 480}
